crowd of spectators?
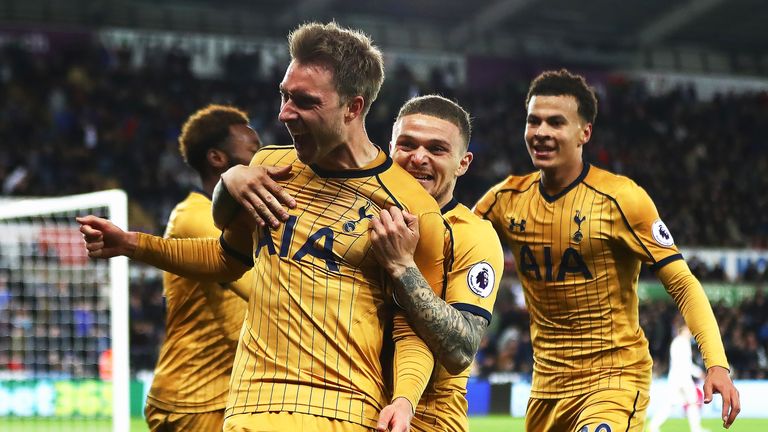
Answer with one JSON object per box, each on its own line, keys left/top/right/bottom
{"left": 1, "top": 40, "right": 767, "bottom": 379}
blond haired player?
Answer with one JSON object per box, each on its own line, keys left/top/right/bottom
{"left": 145, "top": 104, "right": 260, "bottom": 431}
{"left": 370, "top": 95, "right": 504, "bottom": 432}
{"left": 220, "top": 94, "right": 504, "bottom": 432}
{"left": 78, "top": 22, "right": 445, "bottom": 432}
{"left": 474, "top": 69, "right": 740, "bottom": 431}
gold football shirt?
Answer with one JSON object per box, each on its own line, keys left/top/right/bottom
{"left": 475, "top": 163, "right": 726, "bottom": 398}
{"left": 147, "top": 191, "right": 249, "bottom": 412}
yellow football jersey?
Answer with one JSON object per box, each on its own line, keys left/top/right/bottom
{"left": 147, "top": 191, "right": 249, "bottom": 412}
{"left": 412, "top": 199, "right": 504, "bottom": 432}
{"left": 221, "top": 146, "right": 446, "bottom": 428}
{"left": 475, "top": 163, "right": 683, "bottom": 398}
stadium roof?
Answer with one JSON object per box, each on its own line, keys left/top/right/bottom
{"left": 1, "top": 0, "right": 766, "bottom": 64}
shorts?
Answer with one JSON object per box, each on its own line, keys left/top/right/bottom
{"left": 525, "top": 388, "right": 649, "bottom": 432}
{"left": 144, "top": 403, "right": 224, "bottom": 432}
{"left": 223, "top": 411, "right": 374, "bottom": 432}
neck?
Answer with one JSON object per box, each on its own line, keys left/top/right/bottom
{"left": 201, "top": 175, "right": 219, "bottom": 197}
{"left": 435, "top": 184, "right": 457, "bottom": 208}
{"left": 540, "top": 161, "right": 583, "bottom": 196}
{"left": 316, "top": 126, "right": 379, "bottom": 170}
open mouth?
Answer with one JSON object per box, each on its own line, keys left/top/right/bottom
{"left": 410, "top": 172, "right": 434, "bottom": 183}
{"left": 532, "top": 145, "right": 556, "bottom": 157}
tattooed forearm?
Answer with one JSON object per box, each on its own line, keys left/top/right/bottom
{"left": 394, "top": 266, "right": 488, "bottom": 375}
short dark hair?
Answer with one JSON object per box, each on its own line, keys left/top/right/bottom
{"left": 396, "top": 95, "right": 472, "bottom": 150}
{"left": 288, "top": 22, "right": 384, "bottom": 116}
{"left": 526, "top": 69, "right": 598, "bottom": 124}
{"left": 178, "top": 104, "right": 249, "bottom": 175}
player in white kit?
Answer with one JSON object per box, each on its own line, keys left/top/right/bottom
{"left": 647, "top": 324, "right": 709, "bottom": 432}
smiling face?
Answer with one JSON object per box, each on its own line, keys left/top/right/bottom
{"left": 524, "top": 94, "right": 592, "bottom": 177}
{"left": 390, "top": 113, "right": 472, "bottom": 207}
{"left": 278, "top": 60, "right": 347, "bottom": 166}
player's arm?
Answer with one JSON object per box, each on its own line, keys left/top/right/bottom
{"left": 472, "top": 185, "right": 507, "bottom": 237}
{"left": 656, "top": 260, "right": 740, "bottom": 426}
{"left": 389, "top": 266, "right": 487, "bottom": 374}
{"left": 616, "top": 182, "right": 740, "bottom": 427}
{"left": 658, "top": 261, "right": 727, "bottom": 370}
{"left": 380, "top": 310, "right": 434, "bottom": 431}
{"left": 370, "top": 207, "right": 480, "bottom": 374}
{"left": 77, "top": 213, "right": 253, "bottom": 283}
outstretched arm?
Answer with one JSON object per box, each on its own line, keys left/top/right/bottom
{"left": 657, "top": 260, "right": 741, "bottom": 428}
{"left": 370, "top": 207, "right": 487, "bottom": 374}
{"left": 77, "top": 215, "right": 251, "bottom": 283}
{"left": 77, "top": 215, "right": 138, "bottom": 259}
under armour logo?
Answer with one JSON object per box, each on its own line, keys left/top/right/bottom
{"left": 342, "top": 201, "right": 373, "bottom": 232}
{"left": 509, "top": 218, "right": 526, "bottom": 232}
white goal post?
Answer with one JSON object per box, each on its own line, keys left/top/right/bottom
{"left": 0, "top": 190, "right": 129, "bottom": 430}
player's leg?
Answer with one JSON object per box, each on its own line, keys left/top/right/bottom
{"left": 646, "top": 399, "right": 673, "bottom": 432}
{"left": 574, "top": 389, "right": 649, "bottom": 432}
{"left": 144, "top": 404, "right": 171, "bottom": 432}
{"left": 681, "top": 381, "right": 705, "bottom": 432}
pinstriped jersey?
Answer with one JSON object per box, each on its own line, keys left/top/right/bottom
{"left": 224, "top": 146, "right": 446, "bottom": 428}
{"left": 475, "top": 163, "right": 681, "bottom": 398}
{"left": 147, "top": 191, "right": 248, "bottom": 412}
{"left": 413, "top": 199, "right": 504, "bottom": 432}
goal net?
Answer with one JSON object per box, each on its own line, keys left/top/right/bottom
{"left": 0, "top": 190, "right": 129, "bottom": 431}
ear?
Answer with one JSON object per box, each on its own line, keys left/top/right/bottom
{"left": 456, "top": 151, "right": 473, "bottom": 177}
{"left": 207, "top": 148, "right": 228, "bottom": 171}
{"left": 580, "top": 123, "right": 593, "bottom": 146}
{"left": 344, "top": 95, "right": 366, "bottom": 122}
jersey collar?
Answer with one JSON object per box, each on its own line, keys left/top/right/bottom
{"left": 310, "top": 148, "right": 393, "bottom": 179}
{"left": 441, "top": 198, "right": 459, "bottom": 215}
{"left": 539, "top": 162, "right": 590, "bottom": 203}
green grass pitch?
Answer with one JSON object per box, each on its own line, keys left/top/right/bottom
{"left": 0, "top": 416, "right": 766, "bottom": 431}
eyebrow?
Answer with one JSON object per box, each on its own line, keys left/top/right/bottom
{"left": 279, "top": 86, "right": 321, "bottom": 103}
{"left": 528, "top": 113, "right": 567, "bottom": 122}
{"left": 397, "top": 134, "right": 451, "bottom": 146}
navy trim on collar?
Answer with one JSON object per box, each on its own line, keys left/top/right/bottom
{"left": 539, "top": 162, "right": 590, "bottom": 203}
{"left": 441, "top": 198, "right": 459, "bottom": 215}
{"left": 310, "top": 152, "right": 393, "bottom": 179}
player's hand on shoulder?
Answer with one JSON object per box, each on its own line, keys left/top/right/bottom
{"left": 369, "top": 207, "right": 419, "bottom": 278}
{"left": 703, "top": 365, "right": 740, "bottom": 428}
{"left": 75, "top": 215, "right": 137, "bottom": 259}
{"left": 376, "top": 396, "right": 413, "bottom": 432}
{"left": 220, "top": 164, "right": 295, "bottom": 229}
